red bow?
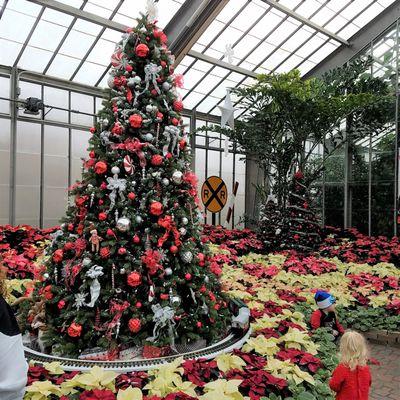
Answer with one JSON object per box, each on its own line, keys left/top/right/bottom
{"left": 157, "top": 216, "right": 181, "bottom": 247}
{"left": 112, "top": 138, "right": 147, "bottom": 168}
{"left": 106, "top": 300, "right": 130, "bottom": 339}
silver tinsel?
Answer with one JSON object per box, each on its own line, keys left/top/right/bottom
{"left": 116, "top": 217, "right": 131, "bottom": 232}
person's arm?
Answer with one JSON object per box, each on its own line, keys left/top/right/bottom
{"left": 310, "top": 310, "right": 321, "bottom": 330}
{"left": 329, "top": 364, "right": 346, "bottom": 392}
{"left": 367, "top": 366, "right": 372, "bottom": 387}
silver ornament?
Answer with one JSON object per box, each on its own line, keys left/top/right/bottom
{"left": 111, "top": 166, "right": 120, "bottom": 175}
{"left": 60, "top": 223, "right": 66, "bottom": 230}
{"left": 115, "top": 288, "right": 122, "bottom": 294}
{"left": 43, "top": 273, "right": 49, "bottom": 280}
{"left": 87, "top": 184, "right": 93, "bottom": 190}
{"left": 135, "top": 215, "right": 143, "bottom": 224}
{"left": 144, "top": 133, "right": 154, "bottom": 142}
{"left": 146, "top": 105, "right": 153, "bottom": 113}
{"left": 116, "top": 217, "right": 131, "bottom": 232}
{"left": 162, "top": 81, "right": 171, "bottom": 91}
{"left": 182, "top": 217, "right": 189, "bottom": 225}
{"left": 170, "top": 295, "right": 181, "bottom": 306}
{"left": 179, "top": 227, "right": 187, "bottom": 236}
{"left": 120, "top": 268, "right": 126, "bottom": 274}
{"left": 181, "top": 251, "right": 193, "bottom": 264}
{"left": 162, "top": 178, "right": 170, "bottom": 186}
{"left": 204, "top": 276, "right": 210, "bottom": 283}
{"left": 107, "top": 75, "right": 115, "bottom": 88}
{"left": 165, "top": 267, "right": 173, "bottom": 276}
{"left": 152, "top": 106, "right": 158, "bottom": 112}
{"left": 172, "top": 170, "right": 183, "bottom": 184}
{"left": 82, "top": 257, "right": 92, "bottom": 266}
{"left": 102, "top": 118, "right": 109, "bottom": 128}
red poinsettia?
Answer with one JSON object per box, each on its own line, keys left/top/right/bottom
{"left": 277, "top": 349, "right": 323, "bottom": 373}
{"left": 115, "top": 371, "right": 148, "bottom": 389}
{"left": 182, "top": 358, "right": 219, "bottom": 386}
{"left": 79, "top": 389, "right": 116, "bottom": 400}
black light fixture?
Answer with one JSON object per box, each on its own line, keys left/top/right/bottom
{"left": 23, "top": 97, "right": 44, "bottom": 115}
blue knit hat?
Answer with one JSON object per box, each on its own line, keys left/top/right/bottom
{"left": 314, "top": 290, "right": 336, "bottom": 309}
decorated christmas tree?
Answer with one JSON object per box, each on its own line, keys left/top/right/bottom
{"left": 34, "top": 14, "right": 230, "bottom": 358}
{"left": 257, "top": 195, "right": 284, "bottom": 252}
{"left": 281, "top": 171, "right": 321, "bottom": 252}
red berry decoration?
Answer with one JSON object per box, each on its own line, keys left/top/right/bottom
{"left": 160, "top": 61, "right": 167, "bottom": 68}
{"left": 89, "top": 150, "right": 96, "bottom": 158}
{"left": 129, "top": 114, "right": 143, "bottom": 128}
{"left": 126, "top": 64, "right": 133, "bottom": 72}
{"left": 98, "top": 212, "right": 107, "bottom": 221}
{"left": 57, "top": 300, "right": 66, "bottom": 310}
{"left": 53, "top": 249, "right": 63, "bottom": 263}
{"left": 150, "top": 201, "right": 163, "bottom": 216}
{"left": 136, "top": 302, "right": 142, "bottom": 308}
{"left": 185, "top": 273, "right": 192, "bottom": 281}
{"left": 151, "top": 89, "right": 158, "bottom": 96}
{"left": 128, "top": 192, "right": 136, "bottom": 200}
{"left": 100, "top": 182, "right": 107, "bottom": 190}
{"left": 196, "top": 321, "right": 202, "bottom": 328}
{"left": 94, "top": 161, "right": 107, "bottom": 174}
{"left": 118, "top": 247, "right": 127, "bottom": 255}
{"left": 160, "top": 293, "right": 169, "bottom": 300}
{"left": 151, "top": 154, "right": 163, "bottom": 166}
{"left": 156, "top": 112, "right": 163, "bottom": 120}
{"left": 100, "top": 247, "right": 110, "bottom": 259}
{"left": 135, "top": 43, "right": 150, "bottom": 58}
{"left": 171, "top": 117, "right": 179, "bottom": 126}
{"left": 67, "top": 223, "right": 74, "bottom": 232}
{"left": 112, "top": 123, "right": 123, "bottom": 135}
{"left": 98, "top": 199, "right": 104, "bottom": 205}
{"left": 106, "top": 228, "right": 115, "bottom": 237}
{"left": 170, "top": 245, "right": 178, "bottom": 254}
{"left": 89, "top": 127, "right": 96, "bottom": 133}
{"left": 179, "top": 139, "right": 186, "bottom": 149}
{"left": 127, "top": 271, "right": 142, "bottom": 287}
{"left": 173, "top": 100, "right": 184, "bottom": 112}
{"left": 128, "top": 318, "right": 141, "bottom": 333}
{"left": 133, "top": 235, "right": 140, "bottom": 244}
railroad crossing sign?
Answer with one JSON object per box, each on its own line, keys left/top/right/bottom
{"left": 201, "top": 176, "right": 228, "bottom": 213}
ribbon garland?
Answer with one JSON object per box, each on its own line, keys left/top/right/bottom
{"left": 162, "top": 125, "right": 181, "bottom": 156}
{"left": 143, "top": 63, "right": 162, "bottom": 95}
{"left": 106, "top": 173, "right": 127, "bottom": 211}
{"left": 112, "top": 138, "right": 147, "bottom": 167}
{"left": 147, "top": 304, "right": 176, "bottom": 349}
{"left": 85, "top": 265, "right": 104, "bottom": 308}
{"left": 157, "top": 215, "right": 181, "bottom": 247}
{"left": 106, "top": 300, "right": 130, "bottom": 339}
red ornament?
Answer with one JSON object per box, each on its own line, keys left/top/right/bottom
{"left": 173, "top": 100, "right": 184, "bottom": 112}
{"left": 171, "top": 117, "right": 179, "bottom": 126}
{"left": 150, "top": 201, "right": 163, "bottom": 216}
{"left": 98, "top": 199, "right": 104, "bottom": 205}
{"left": 154, "top": 29, "right": 167, "bottom": 44}
{"left": 89, "top": 150, "right": 96, "bottom": 158}
{"left": 89, "top": 127, "right": 96, "bottom": 133}
{"left": 118, "top": 247, "right": 127, "bottom": 255}
{"left": 196, "top": 321, "right": 202, "bottom": 328}
{"left": 106, "top": 228, "right": 115, "bottom": 237}
{"left": 98, "top": 212, "right": 107, "bottom": 221}
{"left": 135, "top": 43, "right": 150, "bottom": 58}
{"left": 129, "top": 114, "right": 143, "bottom": 128}
{"left": 100, "top": 182, "right": 107, "bottom": 190}
{"left": 112, "top": 123, "right": 123, "bottom": 135}
{"left": 294, "top": 170, "right": 304, "bottom": 180}
{"left": 126, "top": 64, "right": 133, "bottom": 72}
{"left": 166, "top": 152, "right": 173, "bottom": 159}
{"left": 179, "top": 139, "right": 187, "bottom": 149}
{"left": 43, "top": 285, "right": 53, "bottom": 300}
{"left": 185, "top": 273, "right": 192, "bottom": 281}
{"left": 128, "top": 318, "right": 141, "bottom": 333}
{"left": 94, "top": 161, "right": 107, "bottom": 174}
{"left": 133, "top": 235, "right": 140, "bottom": 244}
{"left": 64, "top": 242, "right": 75, "bottom": 251}
{"left": 58, "top": 300, "right": 66, "bottom": 310}
{"left": 151, "top": 154, "right": 163, "bottom": 166}
{"left": 156, "top": 112, "right": 164, "bottom": 120}
{"left": 68, "top": 223, "right": 74, "bottom": 232}
{"left": 214, "top": 303, "right": 221, "bottom": 310}
{"left": 113, "top": 75, "right": 127, "bottom": 87}
{"left": 160, "top": 293, "right": 169, "bottom": 300}
{"left": 128, "top": 192, "right": 136, "bottom": 200}
{"left": 67, "top": 322, "right": 82, "bottom": 338}
{"left": 170, "top": 245, "right": 178, "bottom": 254}
{"left": 75, "top": 196, "right": 87, "bottom": 207}
{"left": 200, "top": 285, "right": 207, "bottom": 293}
{"left": 160, "top": 61, "right": 167, "bottom": 68}
{"left": 127, "top": 271, "right": 141, "bottom": 287}
{"left": 135, "top": 302, "right": 142, "bottom": 308}
{"left": 197, "top": 253, "right": 205, "bottom": 262}
{"left": 53, "top": 249, "right": 64, "bottom": 263}
{"left": 100, "top": 247, "right": 110, "bottom": 259}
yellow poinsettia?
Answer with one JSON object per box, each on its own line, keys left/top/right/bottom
{"left": 69, "top": 366, "right": 118, "bottom": 390}
{"left": 117, "top": 387, "right": 143, "bottom": 400}
{"left": 242, "top": 335, "right": 280, "bottom": 356}
{"left": 215, "top": 353, "right": 246, "bottom": 372}
{"left": 369, "top": 293, "right": 390, "bottom": 308}
{"left": 264, "top": 358, "right": 315, "bottom": 386}
{"left": 148, "top": 357, "right": 184, "bottom": 379}
{"left": 25, "top": 380, "right": 64, "bottom": 400}
{"left": 43, "top": 361, "right": 64, "bottom": 375}
{"left": 251, "top": 315, "right": 280, "bottom": 331}
{"left": 279, "top": 328, "right": 319, "bottom": 355}
{"left": 200, "top": 379, "right": 244, "bottom": 400}
{"left": 144, "top": 374, "right": 197, "bottom": 397}
{"left": 246, "top": 300, "right": 264, "bottom": 310}
{"left": 226, "top": 289, "right": 253, "bottom": 301}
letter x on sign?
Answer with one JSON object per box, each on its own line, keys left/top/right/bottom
{"left": 201, "top": 176, "right": 228, "bottom": 213}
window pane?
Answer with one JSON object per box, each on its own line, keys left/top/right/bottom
{"left": 0, "top": 118, "right": 10, "bottom": 223}
{"left": 71, "top": 92, "right": 94, "bottom": 126}
{"left": 44, "top": 86, "right": 69, "bottom": 123}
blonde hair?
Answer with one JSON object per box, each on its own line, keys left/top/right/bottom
{"left": 0, "top": 260, "right": 8, "bottom": 297}
{"left": 339, "top": 330, "right": 369, "bottom": 370}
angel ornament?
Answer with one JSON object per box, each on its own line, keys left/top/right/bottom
{"left": 89, "top": 224, "right": 103, "bottom": 253}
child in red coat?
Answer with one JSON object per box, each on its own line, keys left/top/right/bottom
{"left": 310, "top": 291, "right": 345, "bottom": 339}
{"left": 329, "top": 331, "right": 371, "bottom": 400}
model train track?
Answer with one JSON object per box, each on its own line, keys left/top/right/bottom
{"left": 24, "top": 328, "right": 251, "bottom": 372}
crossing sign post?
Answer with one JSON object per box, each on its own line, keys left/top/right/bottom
{"left": 201, "top": 176, "right": 228, "bottom": 225}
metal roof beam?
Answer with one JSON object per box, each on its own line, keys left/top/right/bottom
{"left": 164, "top": 0, "right": 229, "bottom": 64}
{"left": 261, "top": 0, "right": 349, "bottom": 45}
{"left": 27, "top": 0, "right": 126, "bottom": 32}
{"left": 187, "top": 50, "right": 258, "bottom": 78}
{"left": 304, "top": 0, "right": 400, "bottom": 78}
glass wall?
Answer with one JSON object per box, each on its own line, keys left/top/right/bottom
{"left": 322, "top": 22, "right": 398, "bottom": 236}
{"left": 0, "top": 72, "right": 246, "bottom": 229}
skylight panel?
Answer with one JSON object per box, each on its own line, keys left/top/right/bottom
{"left": 28, "top": 19, "right": 68, "bottom": 51}
{"left": 59, "top": 30, "right": 97, "bottom": 58}
{"left": 73, "top": 61, "right": 106, "bottom": 85}
{"left": 46, "top": 54, "right": 81, "bottom": 79}
{"left": 86, "top": 38, "right": 116, "bottom": 66}
{"left": 0, "top": 39, "right": 22, "bottom": 66}
{"left": 18, "top": 46, "right": 53, "bottom": 72}
{"left": 0, "top": 8, "right": 37, "bottom": 42}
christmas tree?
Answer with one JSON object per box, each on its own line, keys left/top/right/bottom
{"left": 257, "top": 195, "right": 284, "bottom": 252}
{"left": 34, "top": 14, "right": 230, "bottom": 358}
{"left": 281, "top": 171, "right": 321, "bottom": 252}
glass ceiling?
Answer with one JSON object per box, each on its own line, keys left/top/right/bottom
{"left": 0, "top": 0, "right": 396, "bottom": 116}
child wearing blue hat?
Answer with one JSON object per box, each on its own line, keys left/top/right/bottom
{"left": 310, "top": 290, "right": 345, "bottom": 338}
